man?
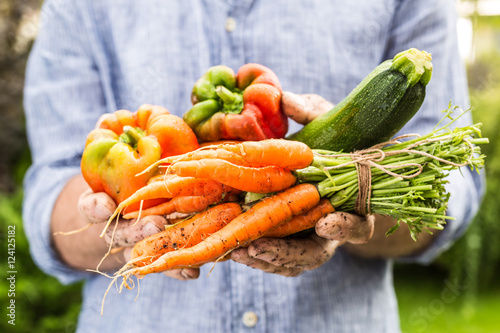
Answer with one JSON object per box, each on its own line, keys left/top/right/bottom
{"left": 23, "top": 1, "right": 482, "bottom": 332}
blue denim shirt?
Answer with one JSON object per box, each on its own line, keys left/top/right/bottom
{"left": 23, "top": 0, "right": 483, "bottom": 332}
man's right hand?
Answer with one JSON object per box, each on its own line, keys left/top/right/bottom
{"left": 77, "top": 188, "right": 200, "bottom": 280}
{"left": 51, "top": 175, "right": 199, "bottom": 280}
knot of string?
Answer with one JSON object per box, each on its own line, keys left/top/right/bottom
{"left": 314, "top": 134, "right": 474, "bottom": 216}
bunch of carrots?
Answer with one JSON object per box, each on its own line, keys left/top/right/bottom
{"left": 100, "top": 113, "right": 486, "bottom": 286}
{"left": 106, "top": 140, "right": 332, "bottom": 274}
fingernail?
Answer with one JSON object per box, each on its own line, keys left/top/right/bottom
{"left": 95, "top": 204, "right": 112, "bottom": 219}
{"left": 231, "top": 249, "right": 255, "bottom": 265}
{"left": 143, "top": 223, "right": 161, "bottom": 236}
{"left": 123, "top": 247, "right": 132, "bottom": 261}
{"left": 317, "top": 214, "right": 345, "bottom": 239}
{"left": 254, "top": 250, "right": 275, "bottom": 261}
{"left": 325, "top": 224, "right": 341, "bottom": 238}
{"left": 285, "top": 92, "right": 305, "bottom": 107}
{"left": 317, "top": 221, "right": 342, "bottom": 240}
{"left": 180, "top": 269, "right": 194, "bottom": 280}
{"left": 231, "top": 251, "right": 242, "bottom": 261}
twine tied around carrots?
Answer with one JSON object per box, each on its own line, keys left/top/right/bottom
{"left": 314, "top": 134, "right": 474, "bottom": 216}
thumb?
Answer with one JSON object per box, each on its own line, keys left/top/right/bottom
{"left": 282, "top": 91, "right": 333, "bottom": 125}
{"left": 78, "top": 190, "right": 117, "bottom": 224}
{"left": 315, "top": 212, "right": 374, "bottom": 244}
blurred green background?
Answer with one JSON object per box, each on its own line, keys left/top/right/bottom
{"left": 0, "top": 1, "right": 499, "bottom": 332}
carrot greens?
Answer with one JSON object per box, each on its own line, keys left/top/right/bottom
{"left": 296, "top": 110, "right": 487, "bottom": 240}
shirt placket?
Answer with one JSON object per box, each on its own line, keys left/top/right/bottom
{"left": 219, "top": 2, "right": 267, "bottom": 330}
{"left": 229, "top": 263, "right": 267, "bottom": 332}
{"left": 219, "top": 0, "right": 254, "bottom": 70}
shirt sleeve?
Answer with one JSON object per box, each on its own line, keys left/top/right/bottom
{"left": 383, "top": 0, "right": 485, "bottom": 264}
{"left": 23, "top": 0, "right": 107, "bottom": 284}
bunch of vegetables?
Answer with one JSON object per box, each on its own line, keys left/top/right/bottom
{"left": 109, "top": 120, "right": 485, "bottom": 279}
{"left": 79, "top": 49, "right": 487, "bottom": 285}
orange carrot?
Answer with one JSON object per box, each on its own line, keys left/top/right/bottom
{"left": 130, "top": 183, "right": 320, "bottom": 275}
{"left": 263, "top": 199, "right": 335, "bottom": 238}
{"left": 117, "top": 174, "right": 176, "bottom": 217}
{"left": 130, "top": 203, "right": 242, "bottom": 267}
{"left": 138, "top": 139, "right": 313, "bottom": 177}
{"left": 160, "top": 149, "right": 250, "bottom": 166}
{"left": 123, "top": 193, "right": 224, "bottom": 219}
{"left": 147, "top": 174, "right": 171, "bottom": 183}
{"left": 103, "top": 176, "right": 229, "bottom": 237}
{"left": 117, "top": 176, "right": 225, "bottom": 210}
{"left": 221, "top": 139, "right": 313, "bottom": 169}
{"left": 167, "top": 159, "right": 297, "bottom": 193}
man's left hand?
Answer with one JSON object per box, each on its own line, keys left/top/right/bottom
{"left": 231, "top": 212, "right": 375, "bottom": 276}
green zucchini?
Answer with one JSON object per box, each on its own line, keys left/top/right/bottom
{"left": 288, "top": 48, "right": 433, "bottom": 151}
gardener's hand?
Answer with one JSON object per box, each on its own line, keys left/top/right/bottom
{"left": 281, "top": 91, "right": 334, "bottom": 124}
{"left": 78, "top": 189, "right": 200, "bottom": 280}
{"left": 231, "top": 213, "right": 374, "bottom": 276}
{"left": 319, "top": 212, "right": 440, "bottom": 259}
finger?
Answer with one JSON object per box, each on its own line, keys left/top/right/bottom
{"left": 163, "top": 268, "right": 200, "bottom": 281}
{"left": 123, "top": 247, "right": 133, "bottom": 262}
{"left": 246, "top": 236, "right": 339, "bottom": 270}
{"left": 123, "top": 248, "right": 200, "bottom": 281}
{"left": 231, "top": 248, "right": 303, "bottom": 277}
{"left": 104, "top": 215, "right": 167, "bottom": 248}
{"left": 78, "top": 190, "right": 117, "bottom": 224}
{"left": 122, "top": 248, "right": 199, "bottom": 280}
{"left": 282, "top": 92, "right": 333, "bottom": 125}
{"left": 164, "top": 212, "right": 192, "bottom": 220}
{"left": 315, "top": 212, "right": 374, "bottom": 244}
{"left": 282, "top": 91, "right": 307, "bottom": 124}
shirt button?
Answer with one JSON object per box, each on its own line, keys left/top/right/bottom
{"left": 225, "top": 17, "right": 237, "bottom": 32}
{"left": 242, "top": 311, "right": 258, "bottom": 328}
